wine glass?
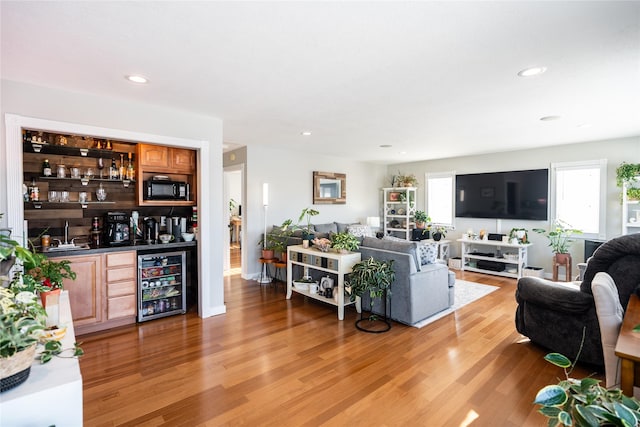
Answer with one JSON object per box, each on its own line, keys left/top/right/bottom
{"left": 97, "top": 158, "right": 104, "bottom": 179}
{"left": 96, "top": 183, "right": 107, "bottom": 202}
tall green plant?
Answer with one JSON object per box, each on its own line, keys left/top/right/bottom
{"left": 533, "top": 220, "right": 582, "bottom": 254}
{"left": 298, "top": 207, "right": 319, "bottom": 236}
{"left": 347, "top": 257, "right": 395, "bottom": 320}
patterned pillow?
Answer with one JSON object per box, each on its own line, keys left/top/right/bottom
{"left": 418, "top": 243, "right": 438, "bottom": 265}
{"left": 382, "top": 235, "right": 406, "bottom": 242}
{"left": 347, "top": 224, "right": 373, "bottom": 238}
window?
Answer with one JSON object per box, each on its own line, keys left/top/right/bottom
{"left": 425, "top": 171, "right": 454, "bottom": 228}
{"left": 551, "top": 160, "right": 606, "bottom": 239}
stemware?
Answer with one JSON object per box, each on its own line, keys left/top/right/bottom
{"left": 96, "top": 183, "right": 107, "bottom": 202}
{"left": 97, "top": 158, "right": 104, "bottom": 179}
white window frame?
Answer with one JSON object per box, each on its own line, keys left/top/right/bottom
{"left": 425, "top": 171, "right": 455, "bottom": 229}
{"left": 550, "top": 159, "right": 607, "bottom": 240}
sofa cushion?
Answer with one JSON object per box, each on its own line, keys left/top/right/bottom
{"left": 313, "top": 223, "right": 338, "bottom": 234}
{"left": 335, "top": 222, "right": 352, "bottom": 233}
{"left": 361, "top": 236, "right": 421, "bottom": 271}
{"left": 347, "top": 224, "right": 373, "bottom": 238}
{"left": 417, "top": 243, "right": 438, "bottom": 265}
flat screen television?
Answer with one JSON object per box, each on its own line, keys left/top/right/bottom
{"left": 455, "top": 169, "right": 548, "bottom": 220}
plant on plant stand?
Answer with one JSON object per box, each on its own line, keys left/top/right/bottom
{"left": 330, "top": 232, "right": 360, "bottom": 253}
{"left": 346, "top": 257, "right": 395, "bottom": 333}
{"left": 533, "top": 220, "right": 582, "bottom": 264}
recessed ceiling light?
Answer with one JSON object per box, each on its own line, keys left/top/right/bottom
{"left": 379, "top": 144, "right": 392, "bottom": 148}
{"left": 125, "top": 75, "right": 149, "bottom": 84}
{"left": 517, "top": 66, "right": 547, "bottom": 77}
{"left": 540, "top": 115, "right": 561, "bottom": 121}
{"left": 399, "top": 151, "right": 407, "bottom": 155}
{"left": 301, "top": 131, "right": 312, "bottom": 136}
{"left": 577, "top": 123, "right": 592, "bottom": 129}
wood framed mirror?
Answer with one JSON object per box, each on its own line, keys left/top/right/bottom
{"left": 313, "top": 171, "right": 346, "bottom": 204}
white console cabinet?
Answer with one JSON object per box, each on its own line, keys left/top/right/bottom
{"left": 458, "top": 239, "right": 532, "bottom": 279}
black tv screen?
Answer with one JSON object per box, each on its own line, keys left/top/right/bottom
{"left": 455, "top": 169, "right": 548, "bottom": 220}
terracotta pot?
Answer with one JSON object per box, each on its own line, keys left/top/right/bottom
{"left": 39, "top": 288, "right": 61, "bottom": 308}
{"left": 261, "top": 249, "right": 274, "bottom": 260}
{"left": 415, "top": 221, "right": 425, "bottom": 229}
{"left": 554, "top": 253, "right": 571, "bottom": 264}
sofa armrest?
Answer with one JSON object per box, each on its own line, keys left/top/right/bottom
{"left": 516, "top": 277, "right": 593, "bottom": 313}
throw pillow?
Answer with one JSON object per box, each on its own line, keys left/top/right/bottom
{"left": 382, "top": 235, "right": 406, "bottom": 242}
{"left": 347, "top": 224, "right": 373, "bottom": 238}
{"left": 418, "top": 243, "right": 438, "bottom": 265}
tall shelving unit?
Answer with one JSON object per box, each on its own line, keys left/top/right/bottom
{"left": 383, "top": 187, "right": 417, "bottom": 240}
{"left": 622, "top": 177, "right": 640, "bottom": 235}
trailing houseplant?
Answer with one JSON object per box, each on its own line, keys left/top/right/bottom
{"left": 615, "top": 162, "right": 640, "bottom": 188}
{"left": 533, "top": 220, "right": 582, "bottom": 256}
{"left": 534, "top": 352, "right": 640, "bottom": 426}
{"left": 330, "top": 232, "right": 360, "bottom": 253}
{"left": 347, "top": 257, "right": 395, "bottom": 324}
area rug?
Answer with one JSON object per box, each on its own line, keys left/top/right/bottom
{"left": 412, "top": 280, "right": 499, "bottom": 329}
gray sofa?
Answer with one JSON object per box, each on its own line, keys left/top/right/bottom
{"left": 358, "top": 237, "right": 454, "bottom": 326}
{"left": 270, "top": 223, "right": 455, "bottom": 326}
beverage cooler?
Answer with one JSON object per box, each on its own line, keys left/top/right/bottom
{"left": 138, "top": 251, "right": 187, "bottom": 322}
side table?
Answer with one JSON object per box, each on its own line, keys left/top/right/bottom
{"left": 553, "top": 254, "right": 572, "bottom": 282}
{"left": 615, "top": 294, "right": 640, "bottom": 396}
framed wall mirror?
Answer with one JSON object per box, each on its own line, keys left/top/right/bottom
{"left": 313, "top": 171, "right": 346, "bottom": 204}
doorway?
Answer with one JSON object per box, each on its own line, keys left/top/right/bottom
{"left": 224, "top": 166, "right": 243, "bottom": 274}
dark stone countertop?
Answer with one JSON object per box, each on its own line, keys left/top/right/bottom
{"left": 43, "top": 240, "right": 197, "bottom": 258}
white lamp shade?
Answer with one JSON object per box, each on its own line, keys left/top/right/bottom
{"left": 366, "top": 216, "right": 380, "bottom": 228}
{"left": 262, "top": 183, "right": 269, "bottom": 206}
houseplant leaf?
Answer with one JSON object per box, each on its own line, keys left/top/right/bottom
{"left": 544, "top": 353, "right": 572, "bottom": 369}
{"left": 534, "top": 385, "right": 568, "bottom": 406}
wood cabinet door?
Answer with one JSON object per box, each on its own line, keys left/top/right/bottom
{"left": 170, "top": 148, "right": 196, "bottom": 172}
{"left": 62, "top": 254, "right": 103, "bottom": 327}
{"left": 138, "top": 144, "right": 169, "bottom": 168}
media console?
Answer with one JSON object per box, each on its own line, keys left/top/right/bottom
{"left": 457, "top": 239, "right": 532, "bottom": 279}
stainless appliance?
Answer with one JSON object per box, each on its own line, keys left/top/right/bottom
{"left": 138, "top": 250, "right": 186, "bottom": 322}
{"left": 105, "top": 212, "right": 130, "bottom": 246}
{"left": 143, "top": 217, "right": 158, "bottom": 244}
{"left": 143, "top": 180, "right": 189, "bottom": 200}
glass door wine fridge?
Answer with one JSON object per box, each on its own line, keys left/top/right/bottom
{"left": 138, "top": 250, "right": 186, "bottom": 322}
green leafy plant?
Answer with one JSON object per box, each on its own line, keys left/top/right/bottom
{"left": 394, "top": 172, "right": 418, "bottom": 187}
{"left": 533, "top": 220, "right": 582, "bottom": 254}
{"left": 509, "top": 227, "right": 529, "bottom": 244}
{"left": 39, "top": 340, "right": 84, "bottom": 364}
{"left": 627, "top": 187, "right": 640, "bottom": 201}
{"left": 347, "top": 257, "right": 395, "bottom": 321}
{"left": 616, "top": 162, "right": 640, "bottom": 188}
{"left": 298, "top": 207, "right": 320, "bottom": 237}
{"left": 414, "top": 210, "right": 430, "bottom": 227}
{"left": 534, "top": 352, "right": 640, "bottom": 426}
{"left": 330, "top": 232, "right": 360, "bottom": 252}
{"left": 0, "top": 286, "right": 46, "bottom": 358}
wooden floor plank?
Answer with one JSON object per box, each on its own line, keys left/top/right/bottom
{"left": 79, "top": 269, "right": 603, "bottom": 426}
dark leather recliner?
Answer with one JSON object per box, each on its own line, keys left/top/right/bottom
{"left": 515, "top": 234, "right": 640, "bottom": 366}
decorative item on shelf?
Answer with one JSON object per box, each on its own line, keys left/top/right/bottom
{"left": 312, "top": 237, "right": 331, "bottom": 252}
{"left": 330, "top": 232, "right": 360, "bottom": 253}
{"left": 394, "top": 171, "right": 418, "bottom": 188}
{"left": 431, "top": 226, "right": 447, "bottom": 242}
{"left": 95, "top": 183, "right": 107, "bottom": 201}
{"left": 347, "top": 257, "right": 395, "bottom": 333}
{"left": 508, "top": 227, "right": 528, "bottom": 244}
{"left": 389, "top": 192, "right": 400, "bottom": 202}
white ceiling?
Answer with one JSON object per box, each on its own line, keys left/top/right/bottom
{"left": 2, "top": 1, "right": 639, "bottom": 164}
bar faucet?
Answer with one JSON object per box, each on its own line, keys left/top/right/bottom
{"left": 64, "top": 220, "right": 69, "bottom": 244}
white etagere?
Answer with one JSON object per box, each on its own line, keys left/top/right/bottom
{"left": 382, "top": 187, "right": 417, "bottom": 240}
{"left": 622, "top": 178, "right": 640, "bottom": 236}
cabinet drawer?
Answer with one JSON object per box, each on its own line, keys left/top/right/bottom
{"left": 108, "top": 294, "right": 136, "bottom": 319}
{"left": 107, "top": 280, "right": 136, "bottom": 298}
{"left": 106, "top": 251, "right": 136, "bottom": 268}
{"left": 106, "top": 266, "right": 136, "bottom": 283}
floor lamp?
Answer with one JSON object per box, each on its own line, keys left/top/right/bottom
{"left": 257, "top": 183, "right": 272, "bottom": 284}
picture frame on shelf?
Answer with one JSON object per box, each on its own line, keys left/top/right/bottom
{"left": 389, "top": 192, "right": 400, "bottom": 201}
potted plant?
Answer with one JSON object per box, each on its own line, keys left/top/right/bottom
{"left": 12, "top": 251, "right": 77, "bottom": 307}
{"left": 616, "top": 162, "right": 640, "bottom": 188}
{"left": 431, "top": 226, "right": 447, "bottom": 241}
{"left": 270, "top": 219, "right": 294, "bottom": 261}
{"left": 534, "top": 352, "right": 639, "bottom": 426}
{"left": 394, "top": 172, "right": 418, "bottom": 188}
{"left": 347, "top": 257, "right": 395, "bottom": 331}
{"left": 509, "top": 227, "right": 529, "bottom": 244}
{"left": 297, "top": 207, "right": 319, "bottom": 241}
{"left": 330, "top": 232, "right": 360, "bottom": 253}
{"left": 533, "top": 220, "right": 582, "bottom": 263}
{"left": 414, "top": 211, "right": 430, "bottom": 229}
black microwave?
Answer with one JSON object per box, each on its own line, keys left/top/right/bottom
{"left": 144, "top": 180, "right": 189, "bottom": 200}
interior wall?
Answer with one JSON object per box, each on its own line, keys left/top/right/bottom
{"left": 244, "top": 144, "right": 387, "bottom": 279}
{"left": 389, "top": 136, "right": 640, "bottom": 275}
{"left": 1, "top": 79, "right": 225, "bottom": 317}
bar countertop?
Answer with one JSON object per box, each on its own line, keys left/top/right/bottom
{"left": 43, "top": 240, "right": 197, "bottom": 257}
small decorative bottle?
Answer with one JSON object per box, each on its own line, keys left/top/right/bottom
{"left": 42, "top": 159, "right": 52, "bottom": 177}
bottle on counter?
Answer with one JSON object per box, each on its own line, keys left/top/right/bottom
{"left": 42, "top": 159, "right": 52, "bottom": 177}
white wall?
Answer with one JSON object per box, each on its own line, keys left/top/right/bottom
{"left": 244, "top": 145, "right": 387, "bottom": 279}
{"left": 389, "top": 136, "right": 640, "bottom": 275}
{"left": 1, "top": 79, "right": 225, "bottom": 318}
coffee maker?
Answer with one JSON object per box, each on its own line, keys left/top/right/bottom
{"left": 143, "top": 217, "right": 158, "bottom": 244}
{"left": 105, "top": 212, "right": 131, "bottom": 246}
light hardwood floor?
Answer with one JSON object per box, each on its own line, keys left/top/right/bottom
{"left": 79, "top": 267, "right": 602, "bottom": 426}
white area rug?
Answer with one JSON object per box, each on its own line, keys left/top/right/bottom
{"left": 412, "top": 280, "right": 499, "bottom": 329}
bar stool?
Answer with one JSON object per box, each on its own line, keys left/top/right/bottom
{"left": 258, "top": 257, "right": 275, "bottom": 284}
{"left": 273, "top": 259, "right": 287, "bottom": 291}
{"left": 552, "top": 254, "right": 572, "bottom": 282}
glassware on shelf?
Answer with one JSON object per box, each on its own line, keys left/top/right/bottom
{"left": 96, "top": 183, "right": 107, "bottom": 202}
{"left": 97, "top": 158, "right": 104, "bottom": 179}
{"left": 48, "top": 191, "right": 59, "bottom": 203}
{"left": 60, "top": 191, "right": 69, "bottom": 202}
